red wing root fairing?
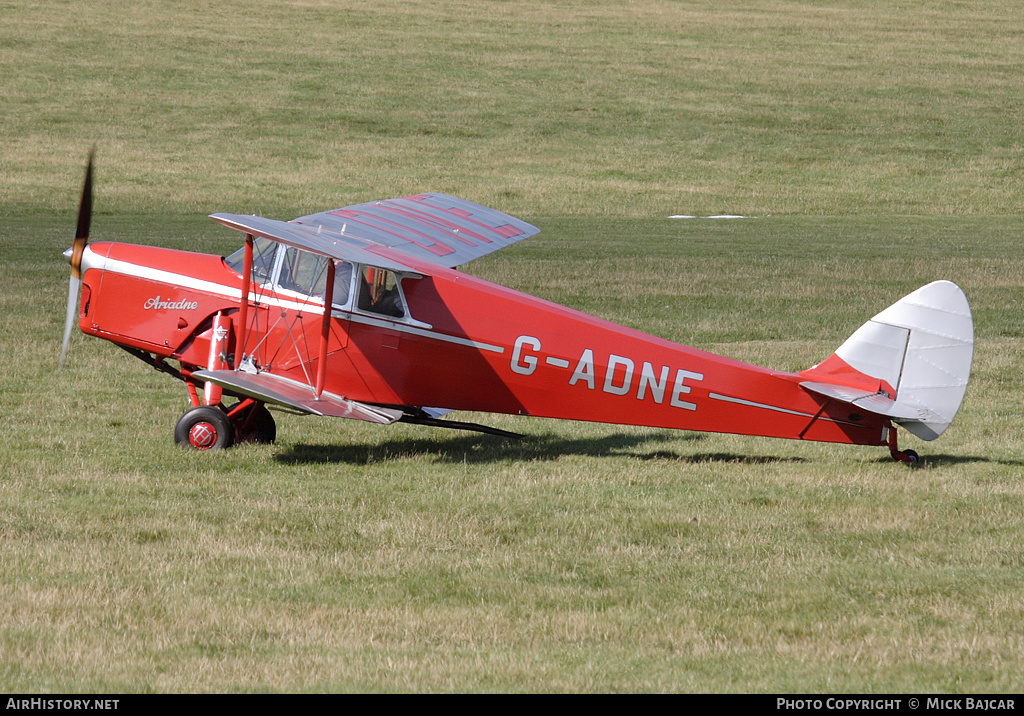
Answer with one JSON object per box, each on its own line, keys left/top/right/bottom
{"left": 60, "top": 154, "right": 973, "bottom": 462}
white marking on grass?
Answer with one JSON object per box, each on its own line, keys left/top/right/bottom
{"left": 669, "top": 214, "right": 754, "bottom": 219}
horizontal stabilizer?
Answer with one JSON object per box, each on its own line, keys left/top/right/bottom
{"left": 194, "top": 369, "right": 403, "bottom": 423}
{"left": 800, "top": 381, "right": 938, "bottom": 422}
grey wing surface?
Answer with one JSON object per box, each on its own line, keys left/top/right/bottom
{"left": 292, "top": 193, "right": 539, "bottom": 268}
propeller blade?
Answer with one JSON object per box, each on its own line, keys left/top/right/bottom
{"left": 60, "top": 149, "right": 95, "bottom": 369}
{"left": 59, "top": 275, "right": 81, "bottom": 369}
{"left": 69, "top": 148, "right": 94, "bottom": 280}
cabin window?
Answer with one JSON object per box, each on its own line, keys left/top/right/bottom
{"left": 331, "top": 261, "right": 354, "bottom": 307}
{"left": 277, "top": 247, "right": 354, "bottom": 308}
{"left": 278, "top": 247, "right": 328, "bottom": 298}
{"left": 227, "top": 242, "right": 382, "bottom": 314}
{"left": 357, "top": 267, "right": 405, "bottom": 318}
{"left": 225, "top": 237, "right": 279, "bottom": 284}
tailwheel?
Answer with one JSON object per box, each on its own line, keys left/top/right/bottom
{"left": 893, "top": 448, "right": 920, "bottom": 465}
{"left": 227, "top": 401, "right": 277, "bottom": 445}
{"left": 886, "top": 427, "right": 921, "bottom": 465}
{"left": 175, "top": 406, "right": 235, "bottom": 450}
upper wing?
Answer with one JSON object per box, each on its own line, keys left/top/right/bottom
{"left": 208, "top": 213, "right": 422, "bottom": 274}
{"left": 293, "top": 193, "right": 539, "bottom": 268}
{"left": 211, "top": 193, "right": 539, "bottom": 270}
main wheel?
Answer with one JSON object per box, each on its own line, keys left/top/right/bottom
{"left": 229, "top": 402, "right": 277, "bottom": 445}
{"left": 174, "top": 406, "right": 235, "bottom": 450}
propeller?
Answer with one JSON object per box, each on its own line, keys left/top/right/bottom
{"left": 59, "top": 148, "right": 94, "bottom": 369}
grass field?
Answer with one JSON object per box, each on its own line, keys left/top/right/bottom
{"left": 2, "top": 0, "right": 1024, "bottom": 693}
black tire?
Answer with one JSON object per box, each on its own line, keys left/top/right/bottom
{"left": 230, "top": 403, "right": 277, "bottom": 445}
{"left": 174, "top": 406, "right": 235, "bottom": 450}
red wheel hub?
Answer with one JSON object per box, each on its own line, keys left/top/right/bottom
{"left": 188, "top": 421, "right": 218, "bottom": 449}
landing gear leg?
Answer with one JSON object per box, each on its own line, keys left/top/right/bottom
{"left": 887, "top": 427, "right": 920, "bottom": 465}
{"left": 226, "top": 400, "right": 277, "bottom": 445}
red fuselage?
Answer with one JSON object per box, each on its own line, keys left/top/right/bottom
{"left": 77, "top": 240, "right": 889, "bottom": 447}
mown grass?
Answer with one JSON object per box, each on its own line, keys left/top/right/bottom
{"left": 2, "top": 0, "right": 1024, "bottom": 694}
{"left": 2, "top": 0, "right": 1023, "bottom": 217}
{"left": 3, "top": 213, "right": 1024, "bottom": 692}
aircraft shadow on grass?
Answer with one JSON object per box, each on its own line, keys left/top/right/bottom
{"left": 278, "top": 430, "right": 684, "bottom": 466}
{"left": 274, "top": 430, "right": 1016, "bottom": 468}
{"left": 274, "top": 430, "right": 816, "bottom": 466}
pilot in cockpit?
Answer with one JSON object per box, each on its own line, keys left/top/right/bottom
{"left": 357, "top": 266, "right": 405, "bottom": 318}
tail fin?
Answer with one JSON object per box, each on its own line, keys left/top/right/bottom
{"left": 801, "top": 280, "right": 974, "bottom": 441}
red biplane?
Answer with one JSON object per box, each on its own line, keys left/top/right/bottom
{"left": 61, "top": 154, "right": 973, "bottom": 462}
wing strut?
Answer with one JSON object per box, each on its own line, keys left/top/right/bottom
{"left": 235, "top": 234, "right": 254, "bottom": 367}
{"left": 315, "top": 259, "right": 335, "bottom": 398}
